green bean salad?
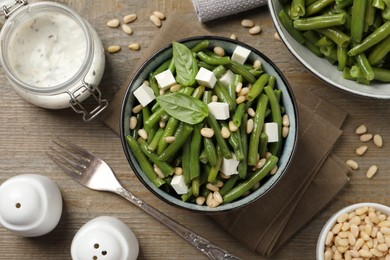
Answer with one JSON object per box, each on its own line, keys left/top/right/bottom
{"left": 278, "top": 0, "right": 390, "bottom": 84}
{"left": 126, "top": 40, "right": 290, "bottom": 208}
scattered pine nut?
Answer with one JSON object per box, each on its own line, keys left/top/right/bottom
{"left": 373, "top": 134, "right": 383, "bottom": 148}
{"left": 247, "top": 107, "right": 255, "bottom": 117}
{"left": 230, "top": 34, "right": 237, "bottom": 40}
{"left": 153, "top": 10, "right": 166, "bottom": 20}
{"left": 132, "top": 104, "right": 142, "bottom": 114}
{"left": 355, "top": 145, "right": 368, "bottom": 156}
{"left": 164, "top": 136, "right": 176, "bottom": 143}
{"left": 150, "top": 14, "right": 162, "bottom": 27}
{"left": 246, "top": 118, "right": 254, "bottom": 134}
{"left": 346, "top": 159, "right": 359, "bottom": 170}
{"left": 213, "top": 191, "right": 223, "bottom": 204}
{"left": 228, "top": 121, "right": 238, "bottom": 132}
{"left": 270, "top": 166, "right": 278, "bottom": 175}
{"left": 106, "top": 18, "right": 120, "bottom": 28}
{"left": 274, "top": 32, "right": 281, "bottom": 41}
{"left": 366, "top": 165, "right": 378, "bottom": 179}
{"left": 211, "top": 95, "right": 218, "bottom": 102}
{"left": 253, "top": 59, "right": 262, "bottom": 69}
{"left": 169, "top": 84, "right": 181, "bottom": 92}
{"left": 282, "top": 114, "right": 290, "bottom": 127}
{"left": 138, "top": 129, "right": 148, "bottom": 140}
{"left": 159, "top": 120, "right": 166, "bottom": 128}
{"left": 239, "top": 87, "right": 249, "bottom": 96}
{"left": 129, "top": 116, "right": 137, "bottom": 130}
{"left": 206, "top": 183, "right": 219, "bottom": 192}
{"left": 282, "top": 126, "right": 289, "bottom": 138}
{"left": 236, "top": 95, "right": 246, "bottom": 104}
{"left": 128, "top": 43, "right": 141, "bottom": 51}
{"left": 256, "top": 158, "right": 266, "bottom": 169}
{"left": 360, "top": 133, "right": 373, "bottom": 142}
{"left": 221, "top": 126, "right": 230, "bottom": 139}
{"left": 241, "top": 19, "right": 254, "bottom": 28}
{"left": 235, "top": 82, "right": 243, "bottom": 93}
{"left": 123, "top": 14, "right": 137, "bottom": 24}
{"left": 200, "top": 127, "right": 214, "bottom": 138}
{"left": 174, "top": 167, "right": 183, "bottom": 176}
{"left": 355, "top": 124, "right": 367, "bottom": 135}
{"left": 213, "top": 46, "right": 225, "bottom": 57}
{"left": 153, "top": 165, "right": 165, "bottom": 179}
{"left": 196, "top": 196, "right": 206, "bottom": 205}
{"left": 107, "top": 45, "right": 121, "bottom": 53}
{"left": 122, "top": 24, "right": 133, "bottom": 35}
{"left": 249, "top": 25, "right": 262, "bottom": 35}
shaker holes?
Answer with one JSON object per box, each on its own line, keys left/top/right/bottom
{"left": 15, "top": 203, "right": 21, "bottom": 208}
{"left": 94, "top": 243, "right": 99, "bottom": 249}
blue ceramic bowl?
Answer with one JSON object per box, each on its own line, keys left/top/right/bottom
{"left": 120, "top": 36, "right": 298, "bottom": 213}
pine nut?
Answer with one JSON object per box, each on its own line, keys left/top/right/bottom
{"left": 274, "top": 32, "right": 281, "bottom": 41}
{"left": 169, "top": 84, "right": 181, "bottom": 92}
{"left": 150, "top": 14, "right": 162, "bottom": 27}
{"left": 380, "top": 227, "right": 390, "bottom": 235}
{"left": 206, "top": 192, "right": 213, "bottom": 205}
{"left": 122, "top": 24, "right": 133, "bottom": 35}
{"left": 159, "top": 89, "right": 165, "bottom": 96}
{"left": 106, "top": 18, "right": 120, "bottom": 28}
{"left": 200, "top": 127, "right": 214, "bottom": 138}
{"left": 208, "top": 199, "right": 220, "bottom": 208}
{"left": 265, "top": 152, "right": 272, "bottom": 159}
{"left": 107, "top": 45, "right": 121, "bottom": 53}
{"left": 360, "top": 133, "right": 373, "bottom": 142}
{"left": 236, "top": 95, "right": 246, "bottom": 104}
{"left": 239, "top": 87, "right": 249, "bottom": 96}
{"left": 230, "top": 34, "right": 237, "bottom": 40}
{"left": 153, "top": 165, "right": 164, "bottom": 179}
{"left": 356, "top": 207, "right": 368, "bottom": 216}
{"left": 324, "top": 250, "right": 332, "bottom": 260}
{"left": 355, "top": 124, "right": 367, "bottom": 135}
{"left": 282, "top": 126, "right": 289, "bottom": 138}
{"left": 215, "top": 180, "right": 224, "bottom": 188}
{"left": 359, "top": 249, "right": 372, "bottom": 258}
{"left": 228, "top": 121, "right": 238, "bottom": 132}
{"left": 241, "top": 19, "right": 254, "bottom": 28}
{"left": 346, "top": 159, "right": 359, "bottom": 170}
{"left": 128, "top": 43, "right": 140, "bottom": 51}
{"left": 132, "top": 104, "right": 142, "bottom": 114}
{"left": 129, "top": 116, "right": 137, "bottom": 130}
{"left": 196, "top": 196, "right": 206, "bottom": 205}
{"left": 164, "top": 136, "right": 175, "bottom": 143}
{"left": 159, "top": 120, "right": 166, "bottom": 128}
{"left": 253, "top": 59, "right": 262, "bottom": 69}
{"left": 138, "top": 129, "right": 148, "bottom": 140}
{"left": 219, "top": 172, "right": 231, "bottom": 179}
{"left": 355, "top": 145, "right": 368, "bottom": 156}
{"left": 221, "top": 127, "right": 230, "bottom": 139}
{"left": 377, "top": 243, "right": 389, "bottom": 252}
{"left": 153, "top": 10, "right": 166, "bottom": 20}
{"left": 366, "top": 165, "right": 378, "bottom": 179}
{"left": 211, "top": 95, "right": 218, "bottom": 102}
{"left": 338, "top": 213, "right": 349, "bottom": 223}
{"left": 325, "top": 231, "right": 334, "bottom": 246}
{"left": 246, "top": 118, "right": 254, "bottom": 134}
{"left": 235, "top": 82, "right": 243, "bottom": 93}
{"left": 256, "top": 158, "right": 266, "bottom": 169}
{"left": 282, "top": 114, "right": 290, "bottom": 127}
{"left": 123, "top": 14, "right": 137, "bottom": 24}
{"left": 373, "top": 134, "right": 383, "bottom": 148}
{"left": 213, "top": 46, "right": 225, "bottom": 57}
{"left": 174, "top": 167, "right": 183, "bottom": 176}
{"left": 270, "top": 165, "right": 278, "bottom": 175}
{"left": 206, "top": 183, "right": 219, "bottom": 192}
{"left": 247, "top": 107, "right": 255, "bottom": 117}
{"left": 249, "top": 25, "right": 262, "bottom": 35}
{"left": 213, "top": 191, "right": 223, "bottom": 204}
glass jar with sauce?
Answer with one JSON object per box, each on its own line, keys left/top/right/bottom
{"left": 0, "top": 0, "right": 108, "bottom": 121}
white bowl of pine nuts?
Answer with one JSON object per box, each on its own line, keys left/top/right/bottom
{"left": 317, "top": 202, "right": 390, "bottom": 260}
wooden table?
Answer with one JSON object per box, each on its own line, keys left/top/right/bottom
{"left": 0, "top": 0, "right": 389, "bottom": 259}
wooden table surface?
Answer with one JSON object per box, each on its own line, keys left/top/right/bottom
{"left": 0, "top": 0, "right": 389, "bottom": 259}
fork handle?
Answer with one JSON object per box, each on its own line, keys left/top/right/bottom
{"left": 115, "top": 187, "right": 241, "bottom": 260}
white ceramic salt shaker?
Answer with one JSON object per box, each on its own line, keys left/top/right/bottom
{"left": 0, "top": 174, "right": 63, "bottom": 237}
{"left": 71, "top": 216, "right": 139, "bottom": 260}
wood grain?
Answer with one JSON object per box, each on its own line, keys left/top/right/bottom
{"left": 0, "top": 0, "right": 389, "bottom": 259}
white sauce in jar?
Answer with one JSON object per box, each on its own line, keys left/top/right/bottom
{"left": 7, "top": 11, "right": 87, "bottom": 88}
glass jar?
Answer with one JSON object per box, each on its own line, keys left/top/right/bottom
{"left": 0, "top": 1, "right": 108, "bottom": 121}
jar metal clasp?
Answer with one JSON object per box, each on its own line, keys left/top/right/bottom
{"left": 1, "top": 0, "right": 28, "bottom": 18}
{"left": 68, "top": 80, "right": 108, "bottom": 122}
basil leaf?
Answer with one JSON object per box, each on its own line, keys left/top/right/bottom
{"left": 156, "top": 93, "right": 208, "bottom": 125}
{"left": 172, "top": 42, "right": 198, "bottom": 87}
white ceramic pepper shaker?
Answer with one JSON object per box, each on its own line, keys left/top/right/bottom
{"left": 71, "top": 216, "right": 139, "bottom": 260}
{"left": 0, "top": 174, "right": 63, "bottom": 237}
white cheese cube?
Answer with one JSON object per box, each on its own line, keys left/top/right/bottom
{"left": 154, "top": 69, "right": 176, "bottom": 90}
{"left": 221, "top": 153, "right": 239, "bottom": 176}
{"left": 133, "top": 82, "right": 156, "bottom": 107}
{"left": 207, "top": 102, "right": 230, "bottom": 120}
{"left": 219, "top": 70, "right": 234, "bottom": 87}
{"left": 231, "top": 46, "right": 251, "bottom": 64}
{"left": 264, "top": 122, "right": 279, "bottom": 143}
{"left": 195, "top": 67, "right": 217, "bottom": 88}
{"left": 170, "top": 175, "right": 189, "bottom": 195}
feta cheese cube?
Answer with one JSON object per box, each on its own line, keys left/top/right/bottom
{"left": 133, "top": 82, "right": 156, "bottom": 107}
{"left": 154, "top": 69, "right": 176, "bottom": 90}
{"left": 264, "top": 122, "right": 279, "bottom": 143}
{"left": 207, "top": 102, "right": 230, "bottom": 120}
{"left": 231, "top": 46, "right": 251, "bottom": 64}
{"left": 195, "top": 67, "right": 217, "bottom": 88}
{"left": 219, "top": 70, "right": 234, "bottom": 87}
{"left": 170, "top": 175, "right": 189, "bottom": 195}
{"left": 221, "top": 153, "right": 239, "bottom": 176}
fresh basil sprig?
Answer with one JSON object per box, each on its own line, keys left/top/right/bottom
{"left": 156, "top": 92, "right": 208, "bottom": 125}
{"left": 172, "top": 42, "right": 198, "bottom": 87}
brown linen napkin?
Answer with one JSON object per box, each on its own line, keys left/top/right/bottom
{"left": 100, "top": 14, "right": 350, "bottom": 256}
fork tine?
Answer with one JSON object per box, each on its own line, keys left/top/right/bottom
{"left": 46, "top": 148, "right": 83, "bottom": 180}
{"left": 55, "top": 136, "right": 95, "bottom": 160}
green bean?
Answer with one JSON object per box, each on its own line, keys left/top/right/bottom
{"left": 223, "top": 155, "right": 279, "bottom": 203}
{"left": 306, "top": 0, "right": 336, "bottom": 16}
{"left": 259, "top": 132, "right": 269, "bottom": 159}
{"left": 226, "top": 60, "right": 257, "bottom": 84}
{"left": 304, "top": 40, "right": 323, "bottom": 56}
{"left": 191, "top": 177, "right": 200, "bottom": 197}
{"left": 372, "top": 67, "right": 390, "bottom": 82}
{"left": 131, "top": 112, "right": 143, "bottom": 139}
{"left": 316, "top": 28, "right": 350, "bottom": 47}
{"left": 158, "top": 122, "right": 193, "bottom": 162}
{"left": 264, "top": 86, "right": 283, "bottom": 156}
{"left": 203, "top": 137, "right": 217, "bottom": 166}
{"left": 190, "top": 40, "right": 209, "bottom": 53}
{"left": 233, "top": 103, "right": 246, "bottom": 127}
{"left": 189, "top": 123, "right": 203, "bottom": 180}
{"left": 212, "top": 65, "right": 226, "bottom": 78}
{"left": 373, "top": 0, "right": 385, "bottom": 9}
{"left": 291, "top": 0, "right": 306, "bottom": 20}
{"left": 365, "top": 0, "right": 376, "bottom": 27}
{"left": 214, "top": 80, "right": 236, "bottom": 111}
{"left": 229, "top": 74, "right": 242, "bottom": 101}
{"left": 182, "top": 139, "right": 191, "bottom": 184}
{"left": 147, "top": 128, "right": 164, "bottom": 152}
{"left": 278, "top": 9, "right": 306, "bottom": 45}
{"left": 348, "top": 21, "right": 390, "bottom": 56}
{"left": 157, "top": 116, "right": 180, "bottom": 154}
{"left": 351, "top": 0, "right": 367, "bottom": 43}
{"left": 304, "top": 30, "right": 322, "bottom": 44}
{"left": 152, "top": 59, "right": 172, "bottom": 76}
{"left": 336, "top": 0, "right": 353, "bottom": 8}
{"left": 247, "top": 73, "right": 270, "bottom": 101}
{"left": 337, "top": 45, "right": 348, "bottom": 70}
{"left": 203, "top": 90, "right": 212, "bottom": 104}
{"left": 219, "top": 175, "right": 239, "bottom": 196}
{"left": 206, "top": 113, "right": 232, "bottom": 159}
{"left": 197, "top": 51, "right": 230, "bottom": 65}
{"left": 208, "top": 149, "right": 222, "bottom": 183}
{"left": 197, "top": 61, "right": 216, "bottom": 71}
{"left": 383, "top": 6, "right": 390, "bottom": 20}
{"left": 148, "top": 73, "right": 160, "bottom": 97}
{"left": 221, "top": 122, "right": 244, "bottom": 161}
{"left": 356, "top": 53, "right": 375, "bottom": 81}
{"left": 181, "top": 187, "right": 193, "bottom": 202}
{"left": 126, "top": 135, "right": 165, "bottom": 187}
{"left": 368, "top": 35, "right": 390, "bottom": 65}
{"left": 320, "top": 45, "right": 338, "bottom": 60}
{"left": 248, "top": 94, "right": 269, "bottom": 166}
{"left": 144, "top": 107, "right": 166, "bottom": 132}
{"left": 199, "top": 149, "right": 208, "bottom": 164}
{"left": 139, "top": 139, "right": 174, "bottom": 177}
{"left": 315, "top": 36, "right": 335, "bottom": 47}
{"left": 142, "top": 107, "right": 156, "bottom": 143}
{"left": 293, "top": 13, "right": 346, "bottom": 30}
{"left": 238, "top": 114, "right": 248, "bottom": 179}
{"left": 192, "top": 85, "right": 205, "bottom": 99}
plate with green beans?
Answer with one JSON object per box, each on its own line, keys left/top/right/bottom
{"left": 120, "top": 36, "right": 298, "bottom": 213}
{"left": 269, "top": 0, "right": 390, "bottom": 99}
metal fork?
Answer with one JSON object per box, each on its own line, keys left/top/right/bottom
{"left": 47, "top": 137, "right": 240, "bottom": 260}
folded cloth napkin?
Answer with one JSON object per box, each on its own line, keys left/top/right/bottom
{"left": 192, "top": 0, "right": 268, "bottom": 22}
{"left": 100, "top": 13, "right": 350, "bottom": 256}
